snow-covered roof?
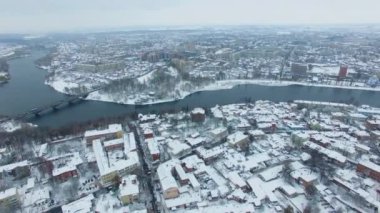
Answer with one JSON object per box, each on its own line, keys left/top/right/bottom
{"left": 93, "top": 139, "right": 139, "bottom": 176}
{"left": 52, "top": 152, "right": 83, "bottom": 177}
{"left": 211, "top": 106, "right": 224, "bottom": 118}
{"left": 26, "top": 177, "right": 35, "bottom": 190}
{"left": 157, "top": 160, "right": 178, "bottom": 191}
{"left": 210, "top": 127, "right": 227, "bottom": 135}
{"left": 0, "top": 160, "right": 29, "bottom": 173}
{"left": 304, "top": 141, "right": 346, "bottom": 163}
{"left": 175, "top": 164, "right": 188, "bottom": 181}
{"left": 61, "top": 193, "right": 94, "bottom": 213}
{"left": 196, "top": 146, "right": 223, "bottom": 159}
{"left": 197, "top": 202, "right": 255, "bottom": 213}
{"left": 0, "top": 187, "right": 17, "bottom": 200}
{"left": 23, "top": 187, "right": 50, "bottom": 206}
{"left": 227, "top": 131, "right": 248, "bottom": 146}
{"left": 279, "top": 184, "right": 297, "bottom": 196}
{"left": 188, "top": 173, "right": 200, "bottom": 190}
{"left": 227, "top": 171, "right": 247, "bottom": 188}
{"left": 120, "top": 175, "right": 139, "bottom": 197}
{"left": 185, "top": 137, "right": 205, "bottom": 147}
{"left": 124, "top": 132, "right": 137, "bottom": 153}
{"left": 259, "top": 165, "right": 283, "bottom": 182}
{"left": 84, "top": 124, "right": 122, "bottom": 138}
{"left": 300, "top": 152, "right": 311, "bottom": 161}
{"left": 359, "top": 160, "right": 380, "bottom": 173}
{"left": 205, "top": 166, "right": 227, "bottom": 186}
{"left": 37, "top": 143, "right": 48, "bottom": 157}
{"left": 167, "top": 140, "right": 191, "bottom": 156}
{"left": 103, "top": 138, "right": 124, "bottom": 147}
{"left": 291, "top": 168, "right": 318, "bottom": 183}
{"left": 246, "top": 177, "right": 266, "bottom": 201}
{"left": 52, "top": 164, "right": 77, "bottom": 177}
{"left": 146, "top": 138, "right": 160, "bottom": 155}
{"left": 164, "top": 192, "right": 201, "bottom": 209}
{"left": 242, "top": 152, "right": 271, "bottom": 170}
{"left": 248, "top": 129, "right": 265, "bottom": 136}
{"left": 181, "top": 154, "right": 204, "bottom": 169}
{"left": 191, "top": 107, "right": 205, "bottom": 114}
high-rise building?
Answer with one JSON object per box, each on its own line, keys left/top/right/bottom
{"left": 338, "top": 65, "right": 348, "bottom": 78}
{"left": 291, "top": 63, "right": 307, "bottom": 79}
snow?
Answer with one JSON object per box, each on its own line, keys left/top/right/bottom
{"left": 164, "top": 192, "right": 201, "bottom": 209}
{"left": 23, "top": 187, "right": 51, "bottom": 207}
{"left": 137, "top": 70, "right": 156, "bottom": 84}
{"left": 0, "top": 120, "right": 36, "bottom": 132}
{"left": 146, "top": 138, "right": 160, "bottom": 156}
{"left": 93, "top": 139, "right": 139, "bottom": 177}
{"left": 196, "top": 202, "right": 255, "bottom": 213}
{"left": 186, "top": 137, "right": 205, "bottom": 147}
{"left": 103, "top": 138, "right": 124, "bottom": 147}
{"left": 84, "top": 124, "right": 122, "bottom": 138}
{"left": 227, "top": 171, "right": 247, "bottom": 188}
{"left": 95, "top": 192, "right": 129, "bottom": 213}
{"left": 196, "top": 146, "right": 223, "bottom": 160}
{"left": 359, "top": 160, "right": 380, "bottom": 173}
{"left": 52, "top": 152, "right": 82, "bottom": 176}
{"left": 157, "top": 160, "right": 179, "bottom": 192}
{"left": 83, "top": 79, "right": 380, "bottom": 106}
{"left": 0, "top": 187, "right": 17, "bottom": 200}
{"left": 0, "top": 160, "right": 29, "bottom": 173}
{"left": 119, "top": 175, "right": 139, "bottom": 197}
{"left": 61, "top": 193, "right": 94, "bottom": 213}
{"left": 259, "top": 165, "right": 283, "bottom": 182}
{"left": 46, "top": 78, "right": 79, "bottom": 94}
{"left": 309, "top": 66, "right": 356, "bottom": 76}
{"left": 191, "top": 107, "right": 205, "bottom": 114}
{"left": 167, "top": 140, "right": 191, "bottom": 156}
{"left": 205, "top": 166, "right": 227, "bottom": 186}
{"left": 227, "top": 131, "right": 248, "bottom": 146}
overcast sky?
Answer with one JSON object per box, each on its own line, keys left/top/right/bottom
{"left": 1, "top": 0, "right": 380, "bottom": 33}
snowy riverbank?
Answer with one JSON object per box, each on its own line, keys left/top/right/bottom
{"left": 83, "top": 79, "right": 380, "bottom": 106}
{"left": 0, "top": 119, "right": 37, "bottom": 133}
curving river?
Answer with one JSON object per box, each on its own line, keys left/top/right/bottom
{"left": 1, "top": 50, "right": 380, "bottom": 128}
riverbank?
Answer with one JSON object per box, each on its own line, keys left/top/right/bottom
{"left": 0, "top": 119, "right": 36, "bottom": 132}
{"left": 4, "top": 49, "right": 380, "bottom": 128}
{"left": 84, "top": 79, "right": 380, "bottom": 106}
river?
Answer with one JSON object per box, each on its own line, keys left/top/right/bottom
{"left": 1, "top": 50, "right": 380, "bottom": 128}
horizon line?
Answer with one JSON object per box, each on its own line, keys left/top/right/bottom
{"left": 2, "top": 23, "right": 380, "bottom": 36}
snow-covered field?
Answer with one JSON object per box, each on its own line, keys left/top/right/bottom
{"left": 46, "top": 79, "right": 79, "bottom": 94}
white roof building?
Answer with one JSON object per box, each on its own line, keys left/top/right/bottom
{"left": 146, "top": 138, "right": 160, "bottom": 156}
{"left": 120, "top": 175, "right": 139, "bottom": 198}
{"left": 0, "top": 187, "right": 17, "bottom": 201}
{"left": 358, "top": 160, "right": 380, "bottom": 173}
{"left": 52, "top": 152, "right": 83, "bottom": 177}
{"left": 61, "top": 193, "right": 94, "bottom": 213}
{"left": 84, "top": 124, "right": 122, "bottom": 138}
{"left": 22, "top": 187, "right": 50, "bottom": 207}
{"left": 167, "top": 140, "right": 191, "bottom": 157}
{"left": 227, "top": 171, "right": 247, "bottom": 188}
{"left": 0, "top": 160, "right": 29, "bottom": 173}
{"left": 93, "top": 139, "right": 139, "bottom": 178}
{"left": 157, "top": 160, "right": 179, "bottom": 193}
{"left": 227, "top": 131, "right": 249, "bottom": 146}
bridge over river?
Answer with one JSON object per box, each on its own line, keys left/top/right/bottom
{"left": 0, "top": 92, "right": 92, "bottom": 123}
